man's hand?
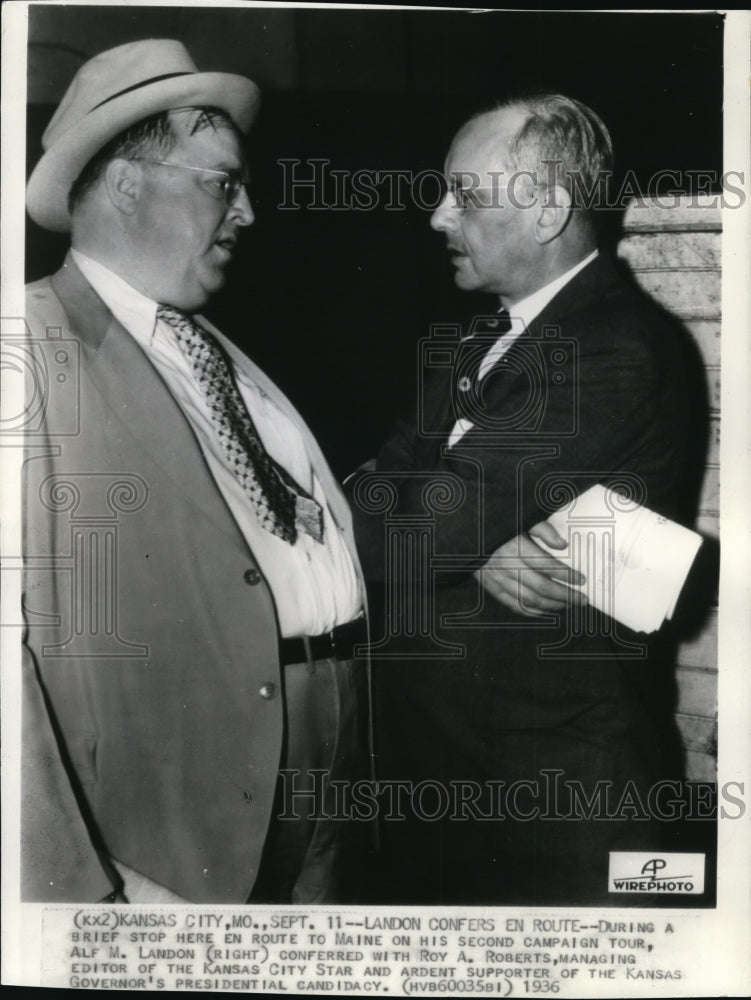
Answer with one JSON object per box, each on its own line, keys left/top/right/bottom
{"left": 474, "top": 520, "right": 587, "bottom": 617}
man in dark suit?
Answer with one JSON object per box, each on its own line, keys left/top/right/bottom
{"left": 22, "top": 39, "right": 369, "bottom": 904}
{"left": 352, "top": 95, "right": 691, "bottom": 904}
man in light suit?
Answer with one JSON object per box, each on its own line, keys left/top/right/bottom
{"left": 352, "top": 95, "right": 693, "bottom": 905}
{"left": 22, "top": 39, "right": 369, "bottom": 904}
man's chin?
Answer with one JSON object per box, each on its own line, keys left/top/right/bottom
{"left": 453, "top": 272, "right": 479, "bottom": 292}
{"left": 166, "top": 290, "right": 211, "bottom": 314}
{"left": 179, "top": 274, "right": 226, "bottom": 313}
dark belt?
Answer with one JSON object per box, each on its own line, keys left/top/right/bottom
{"left": 279, "top": 617, "right": 367, "bottom": 665}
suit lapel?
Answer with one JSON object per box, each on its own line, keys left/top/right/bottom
{"left": 470, "top": 254, "right": 623, "bottom": 378}
{"left": 456, "top": 254, "right": 625, "bottom": 440}
{"left": 50, "top": 256, "right": 363, "bottom": 573}
{"left": 51, "top": 257, "right": 254, "bottom": 542}
{"left": 524, "top": 252, "right": 623, "bottom": 334}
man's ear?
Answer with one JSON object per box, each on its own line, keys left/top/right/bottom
{"left": 534, "top": 183, "right": 571, "bottom": 244}
{"left": 102, "top": 158, "right": 142, "bottom": 217}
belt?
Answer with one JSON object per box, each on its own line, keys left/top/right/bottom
{"left": 280, "top": 617, "right": 367, "bottom": 665}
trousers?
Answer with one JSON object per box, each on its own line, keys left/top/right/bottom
{"left": 112, "top": 656, "right": 368, "bottom": 904}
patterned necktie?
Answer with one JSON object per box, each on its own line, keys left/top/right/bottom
{"left": 157, "top": 304, "right": 324, "bottom": 545}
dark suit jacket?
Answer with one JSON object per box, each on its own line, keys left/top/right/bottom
{"left": 353, "top": 253, "right": 691, "bottom": 779}
{"left": 21, "top": 256, "right": 366, "bottom": 903}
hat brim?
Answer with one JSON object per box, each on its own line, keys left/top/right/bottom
{"left": 27, "top": 70, "right": 260, "bottom": 233}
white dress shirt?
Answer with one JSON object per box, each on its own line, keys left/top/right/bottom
{"left": 72, "top": 250, "right": 362, "bottom": 638}
{"left": 448, "top": 250, "right": 598, "bottom": 447}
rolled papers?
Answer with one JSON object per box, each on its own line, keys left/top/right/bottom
{"left": 535, "top": 484, "right": 703, "bottom": 633}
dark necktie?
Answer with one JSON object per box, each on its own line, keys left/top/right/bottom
{"left": 455, "top": 309, "right": 513, "bottom": 394}
{"left": 157, "top": 304, "right": 324, "bottom": 545}
{"left": 451, "top": 310, "right": 513, "bottom": 430}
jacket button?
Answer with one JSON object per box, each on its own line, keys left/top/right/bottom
{"left": 244, "top": 568, "right": 261, "bottom": 585}
{"left": 259, "top": 683, "right": 277, "bottom": 700}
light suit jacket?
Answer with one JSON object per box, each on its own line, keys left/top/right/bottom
{"left": 22, "top": 255, "right": 366, "bottom": 903}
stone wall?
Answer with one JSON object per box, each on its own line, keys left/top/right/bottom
{"left": 619, "top": 196, "right": 720, "bottom": 781}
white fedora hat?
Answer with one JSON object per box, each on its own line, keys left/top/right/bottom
{"left": 27, "top": 39, "right": 261, "bottom": 233}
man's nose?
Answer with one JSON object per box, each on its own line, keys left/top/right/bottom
{"left": 430, "top": 192, "right": 457, "bottom": 232}
{"left": 229, "top": 186, "right": 254, "bottom": 226}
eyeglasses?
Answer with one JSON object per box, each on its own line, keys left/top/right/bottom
{"left": 134, "top": 158, "right": 250, "bottom": 207}
{"left": 449, "top": 180, "right": 544, "bottom": 212}
{"left": 450, "top": 185, "right": 513, "bottom": 210}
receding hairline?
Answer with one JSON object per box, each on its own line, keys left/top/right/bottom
{"left": 452, "top": 94, "right": 614, "bottom": 201}
{"left": 454, "top": 103, "right": 543, "bottom": 159}
{"left": 462, "top": 94, "right": 612, "bottom": 158}
{"left": 447, "top": 106, "right": 529, "bottom": 170}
